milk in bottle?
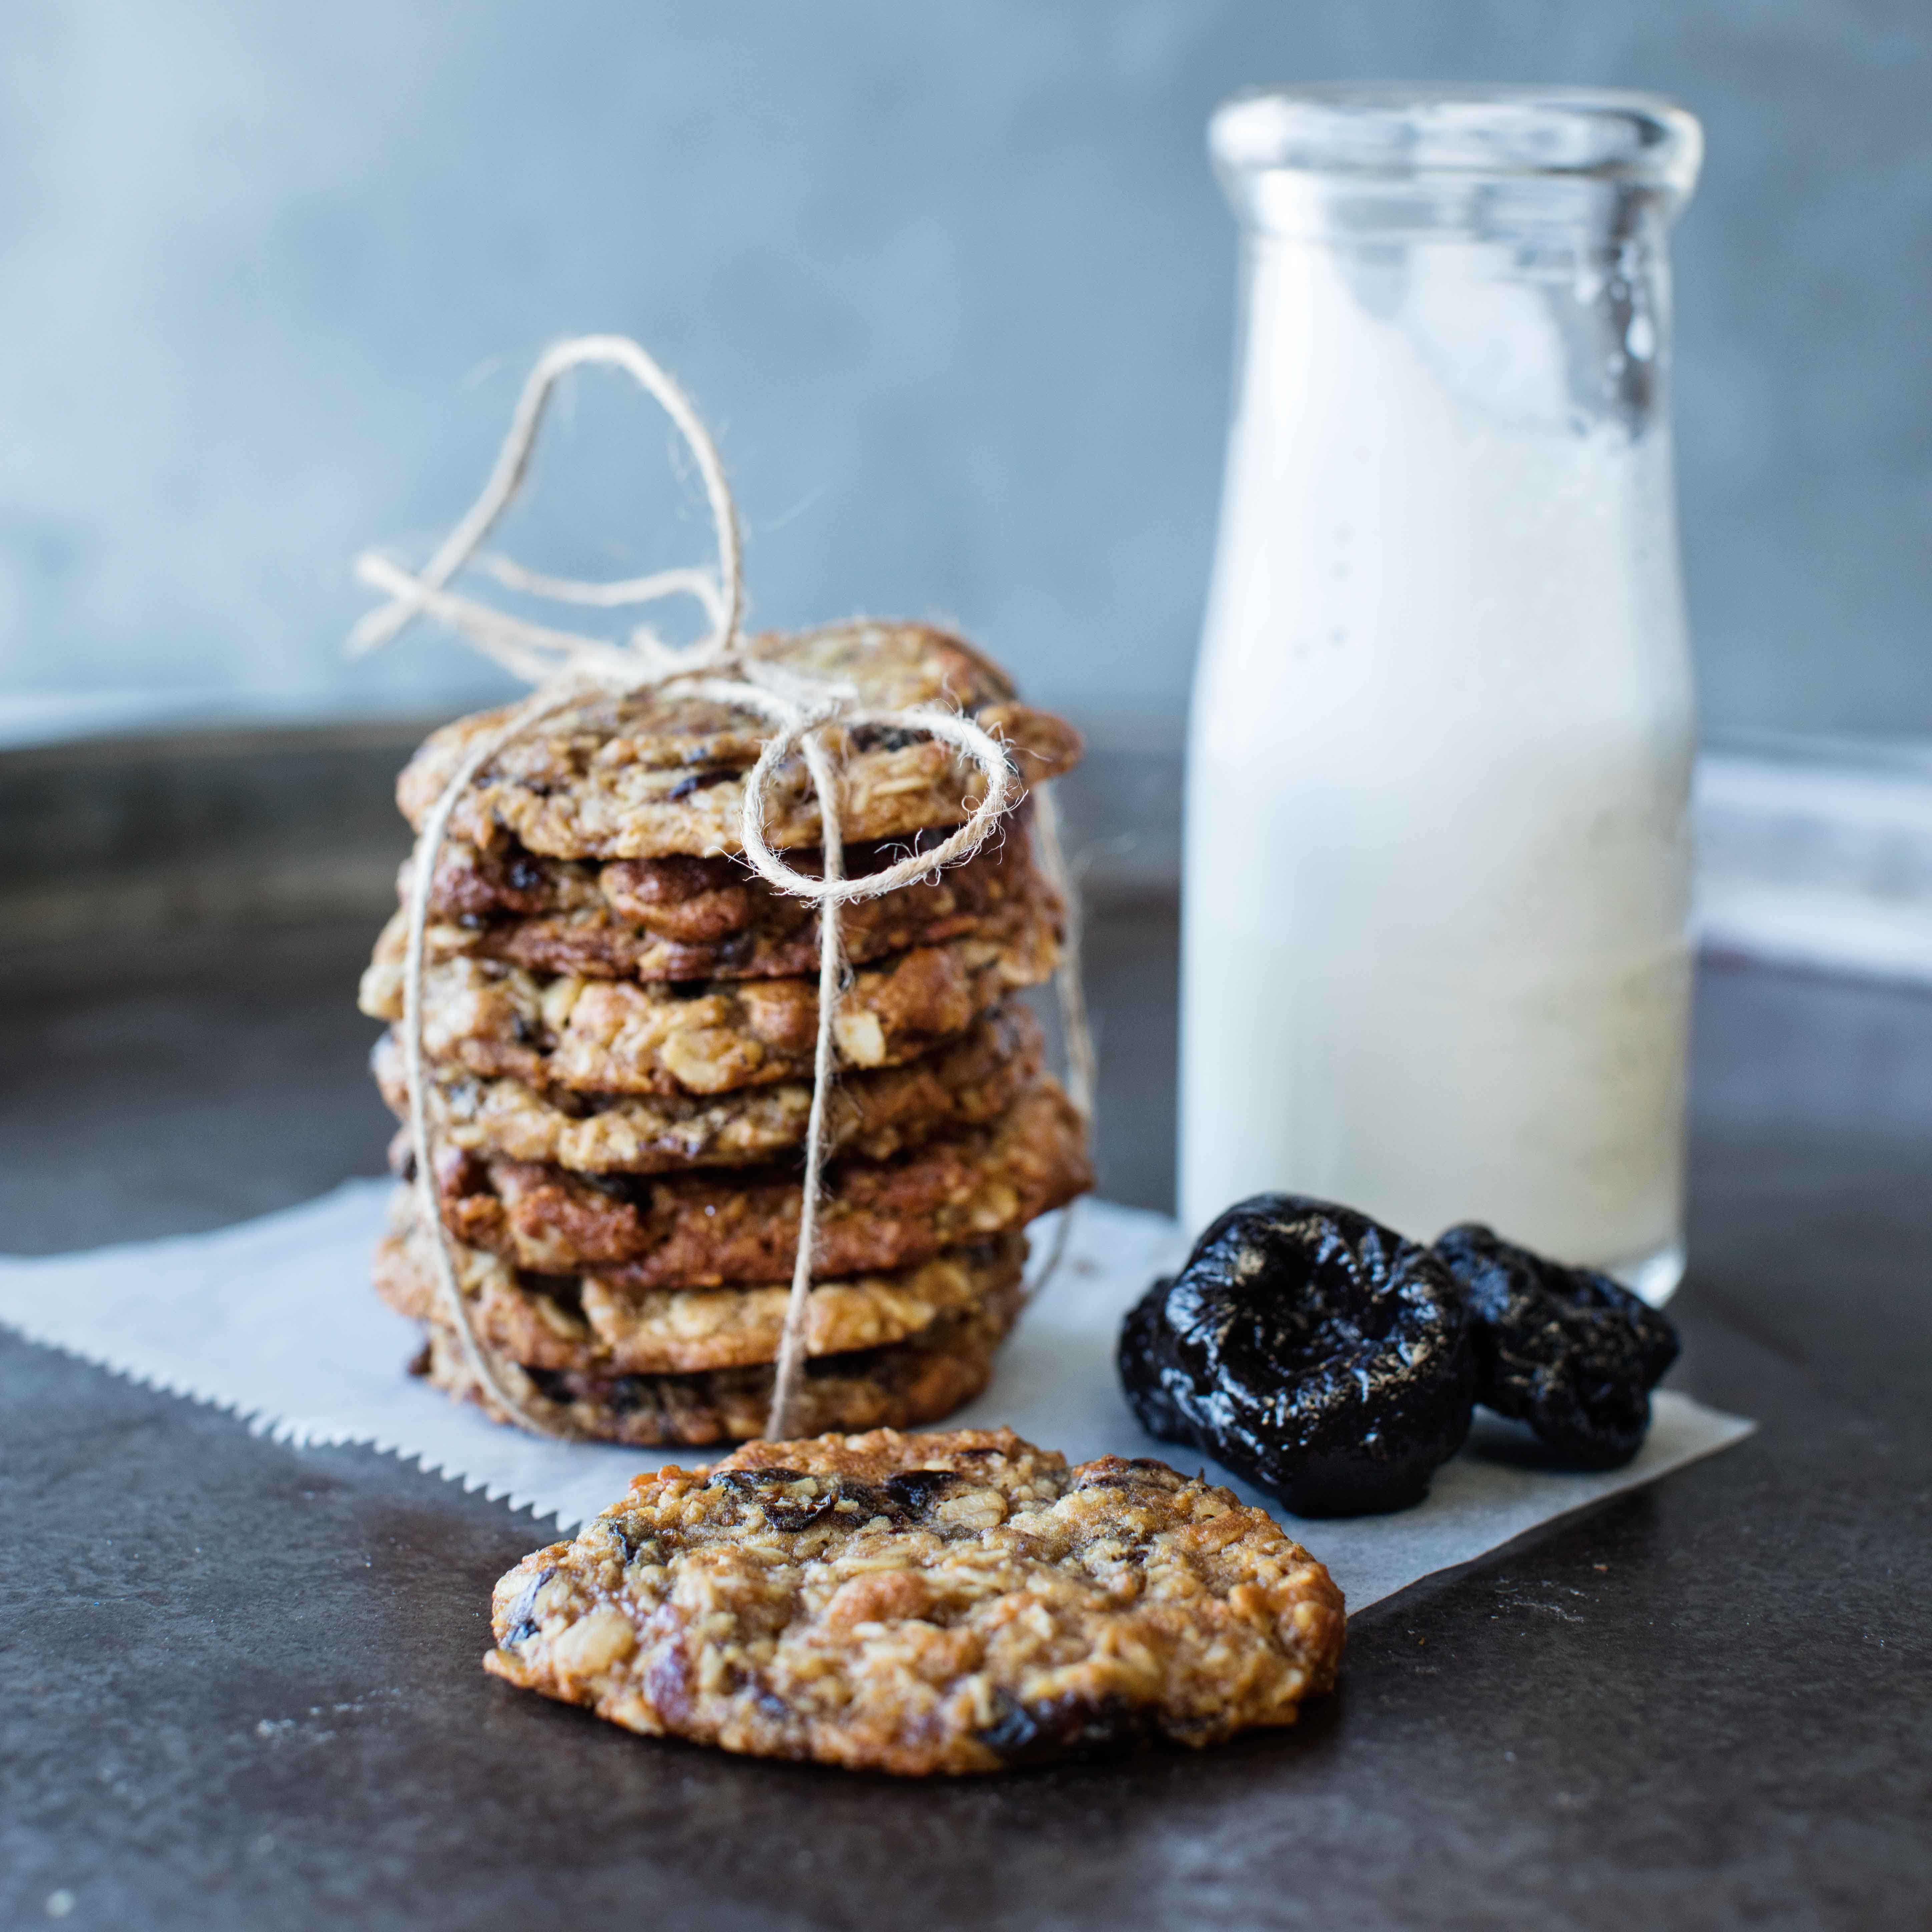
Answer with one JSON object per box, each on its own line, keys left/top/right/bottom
{"left": 1180, "top": 89, "right": 1704, "bottom": 1301}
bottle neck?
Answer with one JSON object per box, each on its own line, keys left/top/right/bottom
{"left": 1209, "top": 87, "right": 1703, "bottom": 245}
{"left": 1225, "top": 168, "right": 1682, "bottom": 255}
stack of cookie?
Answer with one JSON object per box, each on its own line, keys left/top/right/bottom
{"left": 358, "top": 621, "right": 1092, "bottom": 1445}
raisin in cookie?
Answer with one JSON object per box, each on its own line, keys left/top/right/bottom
{"left": 484, "top": 1428, "right": 1346, "bottom": 1774}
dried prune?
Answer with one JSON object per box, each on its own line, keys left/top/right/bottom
{"left": 978, "top": 1689, "right": 1158, "bottom": 1768}
{"left": 705, "top": 1467, "right": 843, "bottom": 1531}
{"left": 664, "top": 767, "right": 737, "bottom": 801}
{"left": 703, "top": 1466, "right": 972, "bottom": 1531}
{"left": 501, "top": 1564, "right": 556, "bottom": 1645}
{"left": 1118, "top": 1195, "right": 1476, "bottom": 1517}
{"left": 881, "top": 1469, "right": 963, "bottom": 1515}
{"left": 1432, "top": 1224, "right": 1679, "bottom": 1470}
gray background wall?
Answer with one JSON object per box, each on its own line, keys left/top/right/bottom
{"left": 2, "top": 0, "right": 1927, "bottom": 743}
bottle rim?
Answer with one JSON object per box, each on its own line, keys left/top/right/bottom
{"left": 1212, "top": 85, "right": 1702, "bottom": 196}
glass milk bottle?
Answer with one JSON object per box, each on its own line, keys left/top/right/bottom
{"left": 1180, "top": 88, "right": 1703, "bottom": 1301}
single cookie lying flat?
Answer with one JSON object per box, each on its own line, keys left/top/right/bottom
{"left": 431, "top": 1080, "right": 1092, "bottom": 1286}
{"left": 416, "top": 1296, "right": 1020, "bottom": 1445}
{"left": 484, "top": 1427, "right": 1346, "bottom": 1774}
{"left": 375, "top": 1188, "right": 1027, "bottom": 1373}
{"left": 374, "top": 1002, "right": 1044, "bottom": 1176}
{"left": 397, "top": 622, "right": 1083, "bottom": 860}
{"left": 413, "top": 813, "right": 1052, "bottom": 984}
{"left": 359, "top": 924, "right": 1056, "bottom": 1097}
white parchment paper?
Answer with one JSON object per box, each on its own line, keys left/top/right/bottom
{"left": 0, "top": 1181, "right": 1752, "bottom": 1613}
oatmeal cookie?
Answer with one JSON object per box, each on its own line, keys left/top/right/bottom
{"left": 375, "top": 1191, "right": 1027, "bottom": 1374}
{"left": 413, "top": 813, "right": 1053, "bottom": 984}
{"left": 430, "top": 1080, "right": 1091, "bottom": 1286}
{"left": 397, "top": 622, "right": 1083, "bottom": 861}
{"left": 374, "top": 1002, "right": 1044, "bottom": 1175}
{"left": 358, "top": 922, "right": 1057, "bottom": 1097}
{"left": 482, "top": 1427, "right": 1346, "bottom": 1774}
{"left": 415, "top": 1299, "right": 1018, "bottom": 1445}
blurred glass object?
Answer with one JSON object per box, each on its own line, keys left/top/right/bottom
{"left": 1180, "top": 87, "right": 1703, "bottom": 1303}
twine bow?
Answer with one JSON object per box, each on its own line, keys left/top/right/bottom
{"left": 351, "top": 336, "right": 1091, "bottom": 1442}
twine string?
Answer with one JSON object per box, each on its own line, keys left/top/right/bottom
{"left": 349, "top": 334, "right": 744, "bottom": 668}
{"left": 353, "top": 335, "right": 1088, "bottom": 1442}
{"left": 1014, "top": 778, "right": 1089, "bottom": 1301}
{"left": 400, "top": 683, "right": 598, "bottom": 1437}
{"left": 762, "top": 728, "right": 847, "bottom": 1436}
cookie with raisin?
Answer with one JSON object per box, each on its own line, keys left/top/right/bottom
{"left": 483, "top": 1427, "right": 1345, "bottom": 1773}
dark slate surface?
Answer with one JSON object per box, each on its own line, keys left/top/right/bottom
{"left": 2, "top": 914, "right": 1927, "bottom": 1931}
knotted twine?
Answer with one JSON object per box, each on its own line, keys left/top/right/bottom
{"left": 349, "top": 335, "right": 1093, "bottom": 1443}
